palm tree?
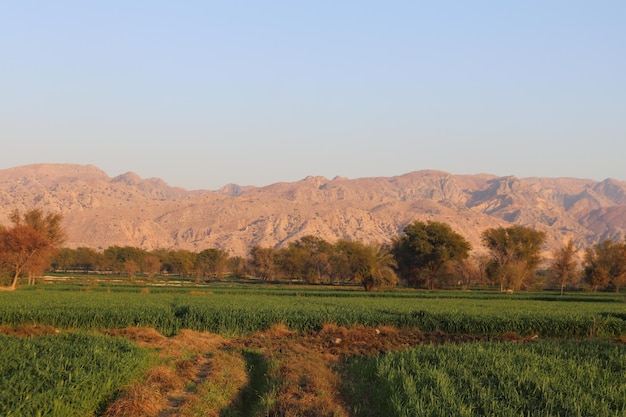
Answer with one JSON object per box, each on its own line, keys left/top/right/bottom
{"left": 361, "top": 244, "right": 398, "bottom": 291}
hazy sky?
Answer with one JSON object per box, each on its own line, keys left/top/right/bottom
{"left": 2, "top": 1, "right": 625, "bottom": 190}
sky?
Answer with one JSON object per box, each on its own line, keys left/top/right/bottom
{"left": 1, "top": 1, "right": 625, "bottom": 190}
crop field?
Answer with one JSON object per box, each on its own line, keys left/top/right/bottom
{"left": 0, "top": 332, "right": 152, "bottom": 416}
{"left": 345, "top": 341, "right": 626, "bottom": 416}
{"left": 2, "top": 287, "right": 625, "bottom": 337}
{"left": 0, "top": 285, "right": 624, "bottom": 416}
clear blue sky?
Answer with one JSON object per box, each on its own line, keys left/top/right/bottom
{"left": 2, "top": 1, "right": 625, "bottom": 190}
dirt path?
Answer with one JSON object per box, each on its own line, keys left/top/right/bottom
{"left": 101, "top": 324, "right": 520, "bottom": 417}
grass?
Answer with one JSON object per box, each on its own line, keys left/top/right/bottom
{"left": 0, "top": 288, "right": 624, "bottom": 338}
{"left": 343, "top": 340, "right": 626, "bottom": 417}
{"left": 0, "top": 332, "right": 153, "bottom": 417}
{"left": 0, "top": 284, "right": 625, "bottom": 416}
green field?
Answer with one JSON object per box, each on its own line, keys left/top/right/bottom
{"left": 0, "top": 332, "right": 152, "bottom": 417}
{"left": 1, "top": 286, "right": 625, "bottom": 337}
{"left": 345, "top": 340, "right": 626, "bottom": 417}
{"left": 0, "top": 285, "right": 624, "bottom": 416}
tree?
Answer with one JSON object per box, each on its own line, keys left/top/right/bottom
{"left": 360, "top": 244, "right": 398, "bottom": 291}
{"left": 166, "top": 249, "right": 196, "bottom": 278}
{"left": 50, "top": 247, "right": 76, "bottom": 272}
{"left": 103, "top": 246, "right": 146, "bottom": 274}
{"left": 392, "top": 220, "right": 471, "bottom": 289}
{"left": 227, "top": 256, "right": 247, "bottom": 278}
{"left": 123, "top": 259, "right": 138, "bottom": 281}
{"left": 481, "top": 225, "right": 546, "bottom": 291}
{"left": 143, "top": 254, "right": 162, "bottom": 279}
{"left": 549, "top": 239, "right": 580, "bottom": 295}
{"left": 0, "top": 209, "right": 66, "bottom": 289}
{"left": 195, "top": 248, "right": 229, "bottom": 280}
{"left": 326, "top": 239, "right": 397, "bottom": 290}
{"left": 74, "top": 247, "right": 105, "bottom": 272}
{"left": 249, "top": 245, "right": 277, "bottom": 281}
{"left": 276, "top": 236, "right": 333, "bottom": 283}
{"left": 276, "top": 244, "right": 307, "bottom": 282}
{"left": 583, "top": 239, "right": 626, "bottom": 293}
{"left": 296, "top": 236, "right": 333, "bottom": 283}
{"left": 330, "top": 239, "right": 368, "bottom": 284}
{"left": 452, "top": 257, "right": 480, "bottom": 289}
{"left": 14, "top": 209, "right": 65, "bottom": 247}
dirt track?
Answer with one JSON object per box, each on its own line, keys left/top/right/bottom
{"left": 99, "top": 325, "right": 535, "bottom": 417}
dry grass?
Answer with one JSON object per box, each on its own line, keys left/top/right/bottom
{"left": 103, "top": 383, "right": 166, "bottom": 417}
{"left": 0, "top": 323, "right": 60, "bottom": 337}
{"left": 144, "top": 366, "right": 184, "bottom": 394}
{"left": 102, "top": 328, "right": 232, "bottom": 417}
{"left": 231, "top": 324, "right": 351, "bottom": 417}
{"left": 176, "top": 350, "right": 248, "bottom": 417}
{"left": 271, "top": 343, "right": 349, "bottom": 417}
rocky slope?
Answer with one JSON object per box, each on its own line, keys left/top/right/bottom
{"left": 1, "top": 164, "right": 625, "bottom": 257}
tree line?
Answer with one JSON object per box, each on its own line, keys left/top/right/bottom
{"left": 1, "top": 209, "right": 625, "bottom": 292}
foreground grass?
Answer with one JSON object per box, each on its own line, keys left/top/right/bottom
{"left": 344, "top": 340, "right": 626, "bottom": 417}
{"left": 0, "top": 332, "right": 152, "bottom": 417}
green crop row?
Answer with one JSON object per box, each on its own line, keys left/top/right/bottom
{"left": 344, "top": 340, "right": 626, "bottom": 417}
{"left": 0, "top": 290, "right": 624, "bottom": 338}
{"left": 0, "top": 332, "right": 153, "bottom": 417}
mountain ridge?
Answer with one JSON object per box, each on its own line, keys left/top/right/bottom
{"left": 1, "top": 163, "right": 624, "bottom": 257}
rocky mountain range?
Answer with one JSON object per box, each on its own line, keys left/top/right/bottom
{"left": 1, "top": 164, "right": 625, "bottom": 258}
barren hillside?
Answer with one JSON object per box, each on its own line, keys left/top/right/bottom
{"left": 1, "top": 164, "right": 624, "bottom": 256}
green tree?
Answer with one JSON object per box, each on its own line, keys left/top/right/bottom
{"left": 360, "top": 244, "right": 398, "bottom": 291}
{"left": 327, "top": 240, "right": 397, "bottom": 290}
{"left": 276, "top": 244, "right": 307, "bottom": 282}
{"left": 227, "top": 256, "right": 247, "bottom": 278}
{"left": 195, "top": 248, "right": 229, "bottom": 280}
{"left": 481, "top": 225, "right": 546, "bottom": 291}
{"left": 103, "top": 246, "right": 146, "bottom": 274}
{"left": 51, "top": 248, "right": 76, "bottom": 272}
{"left": 74, "top": 247, "right": 105, "bottom": 272}
{"left": 549, "top": 239, "right": 580, "bottom": 295}
{"left": 392, "top": 220, "right": 471, "bottom": 289}
{"left": 583, "top": 239, "right": 626, "bottom": 292}
{"left": 277, "top": 236, "right": 333, "bottom": 283}
{"left": 296, "top": 236, "right": 333, "bottom": 283}
{"left": 50, "top": 247, "right": 104, "bottom": 273}
{"left": 166, "top": 249, "right": 196, "bottom": 278}
{"left": 330, "top": 239, "right": 368, "bottom": 284}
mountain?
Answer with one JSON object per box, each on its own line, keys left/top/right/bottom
{"left": 1, "top": 164, "right": 625, "bottom": 257}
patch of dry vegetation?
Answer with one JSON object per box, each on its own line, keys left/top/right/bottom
{"left": 0, "top": 323, "right": 60, "bottom": 337}
{"left": 102, "top": 328, "right": 230, "bottom": 417}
